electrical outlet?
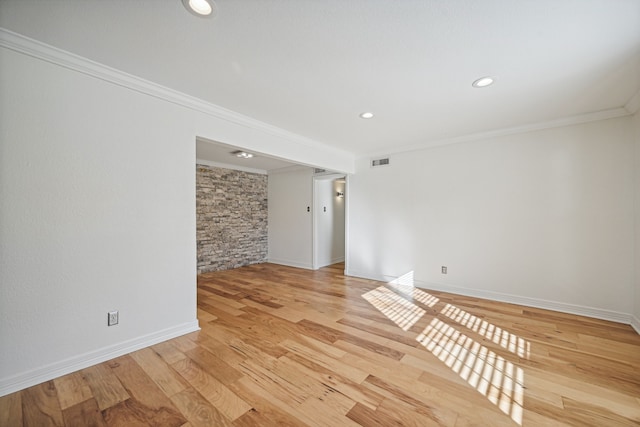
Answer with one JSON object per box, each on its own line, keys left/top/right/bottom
{"left": 108, "top": 310, "right": 119, "bottom": 326}
{"left": 441, "top": 266, "right": 447, "bottom": 274}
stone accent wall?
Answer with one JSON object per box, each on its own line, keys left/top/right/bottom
{"left": 196, "top": 165, "right": 267, "bottom": 273}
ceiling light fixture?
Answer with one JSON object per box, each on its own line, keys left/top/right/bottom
{"left": 472, "top": 76, "right": 495, "bottom": 88}
{"left": 232, "top": 150, "right": 253, "bottom": 159}
{"left": 359, "top": 112, "right": 374, "bottom": 119}
{"left": 182, "top": 0, "right": 216, "bottom": 17}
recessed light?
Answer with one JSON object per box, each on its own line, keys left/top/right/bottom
{"left": 182, "top": 0, "right": 216, "bottom": 17}
{"left": 472, "top": 77, "right": 495, "bottom": 88}
{"left": 232, "top": 150, "right": 253, "bottom": 159}
{"left": 359, "top": 112, "right": 374, "bottom": 119}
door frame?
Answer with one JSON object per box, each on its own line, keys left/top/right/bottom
{"left": 312, "top": 173, "right": 348, "bottom": 270}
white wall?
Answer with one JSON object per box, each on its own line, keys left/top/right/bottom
{"left": 634, "top": 110, "right": 640, "bottom": 331}
{"left": 0, "top": 31, "right": 353, "bottom": 395}
{"left": 0, "top": 47, "right": 198, "bottom": 395}
{"left": 268, "top": 167, "right": 314, "bottom": 268}
{"left": 348, "top": 116, "right": 635, "bottom": 320}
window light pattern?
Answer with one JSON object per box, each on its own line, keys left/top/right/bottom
{"left": 417, "top": 318, "right": 525, "bottom": 425}
{"left": 362, "top": 286, "right": 426, "bottom": 331}
{"left": 389, "top": 271, "right": 415, "bottom": 286}
{"left": 387, "top": 273, "right": 440, "bottom": 308}
{"left": 441, "top": 304, "right": 530, "bottom": 358}
{"left": 363, "top": 280, "right": 530, "bottom": 426}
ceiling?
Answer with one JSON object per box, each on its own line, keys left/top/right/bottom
{"left": 196, "top": 138, "right": 300, "bottom": 172}
{"left": 1, "top": 0, "right": 639, "bottom": 159}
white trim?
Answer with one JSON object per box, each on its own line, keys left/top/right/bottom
{"left": 419, "top": 281, "right": 631, "bottom": 325}
{"left": 196, "top": 159, "right": 267, "bottom": 175}
{"left": 631, "top": 315, "right": 640, "bottom": 335}
{"left": 3, "top": 28, "right": 631, "bottom": 165}
{"left": 0, "top": 28, "right": 350, "bottom": 160}
{"left": 0, "top": 321, "right": 199, "bottom": 397}
{"left": 267, "top": 259, "right": 314, "bottom": 270}
{"left": 362, "top": 108, "right": 632, "bottom": 159}
{"left": 312, "top": 177, "right": 318, "bottom": 270}
{"left": 345, "top": 269, "right": 635, "bottom": 328}
{"left": 625, "top": 90, "right": 640, "bottom": 115}
{"left": 343, "top": 175, "right": 350, "bottom": 276}
{"left": 346, "top": 270, "right": 388, "bottom": 283}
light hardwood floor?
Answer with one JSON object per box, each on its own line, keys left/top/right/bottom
{"left": 2, "top": 262, "right": 640, "bottom": 426}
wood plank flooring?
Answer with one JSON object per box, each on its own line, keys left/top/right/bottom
{"left": 2, "top": 262, "right": 640, "bottom": 426}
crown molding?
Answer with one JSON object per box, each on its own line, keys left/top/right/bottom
{"left": 625, "top": 89, "right": 640, "bottom": 115}
{"left": 361, "top": 108, "right": 631, "bottom": 159}
{"left": 3, "top": 27, "right": 635, "bottom": 164}
{"left": 0, "top": 28, "right": 348, "bottom": 157}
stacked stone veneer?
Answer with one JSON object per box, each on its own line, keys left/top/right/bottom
{"left": 196, "top": 164, "right": 268, "bottom": 273}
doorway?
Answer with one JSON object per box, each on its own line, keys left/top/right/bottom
{"left": 313, "top": 174, "right": 346, "bottom": 270}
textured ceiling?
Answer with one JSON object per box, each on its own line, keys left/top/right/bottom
{"left": 1, "top": 0, "right": 639, "bottom": 157}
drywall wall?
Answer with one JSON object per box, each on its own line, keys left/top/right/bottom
{"left": 196, "top": 165, "right": 267, "bottom": 273}
{"left": 0, "top": 31, "right": 354, "bottom": 395}
{"left": 0, "top": 47, "right": 198, "bottom": 394}
{"left": 348, "top": 116, "right": 635, "bottom": 320}
{"left": 268, "top": 167, "right": 314, "bottom": 268}
{"left": 314, "top": 177, "right": 346, "bottom": 268}
{"left": 634, "top": 110, "right": 640, "bottom": 331}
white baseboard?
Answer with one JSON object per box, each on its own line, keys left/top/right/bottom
{"left": 346, "top": 269, "right": 635, "bottom": 329}
{"left": 631, "top": 315, "right": 640, "bottom": 335}
{"left": 313, "top": 257, "right": 346, "bottom": 270}
{"left": 345, "top": 270, "right": 385, "bottom": 282}
{"left": 419, "top": 281, "right": 631, "bottom": 325}
{"left": 267, "top": 258, "right": 313, "bottom": 270}
{"left": 0, "top": 320, "right": 200, "bottom": 397}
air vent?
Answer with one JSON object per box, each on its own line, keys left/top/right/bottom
{"left": 371, "top": 157, "right": 390, "bottom": 167}
{"left": 314, "top": 168, "right": 327, "bottom": 174}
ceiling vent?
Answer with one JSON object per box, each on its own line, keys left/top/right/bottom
{"left": 371, "top": 157, "right": 390, "bottom": 167}
{"left": 314, "top": 168, "right": 327, "bottom": 174}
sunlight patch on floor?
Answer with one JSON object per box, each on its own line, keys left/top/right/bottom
{"left": 389, "top": 270, "right": 416, "bottom": 287}
{"left": 441, "top": 304, "right": 531, "bottom": 358}
{"left": 417, "top": 317, "right": 525, "bottom": 425}
{"left": 387, "top": 271, "right": 440, "bottom": 308}
{"left": 363, "top": 280, "right": 528, "bottom": 426}
{"left": 362, "top": 286, "right": 426, "bottom": 331}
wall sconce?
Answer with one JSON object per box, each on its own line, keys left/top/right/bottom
{"left": 336, "top": 191, "right": 344, "bottom": 198}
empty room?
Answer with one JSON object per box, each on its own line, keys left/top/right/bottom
{"left": 1, "top": 0, "right": 639, "bottom": 426}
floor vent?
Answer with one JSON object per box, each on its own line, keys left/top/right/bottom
{"left": 371, "top": 157, "right": 390, "bottom": 167}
